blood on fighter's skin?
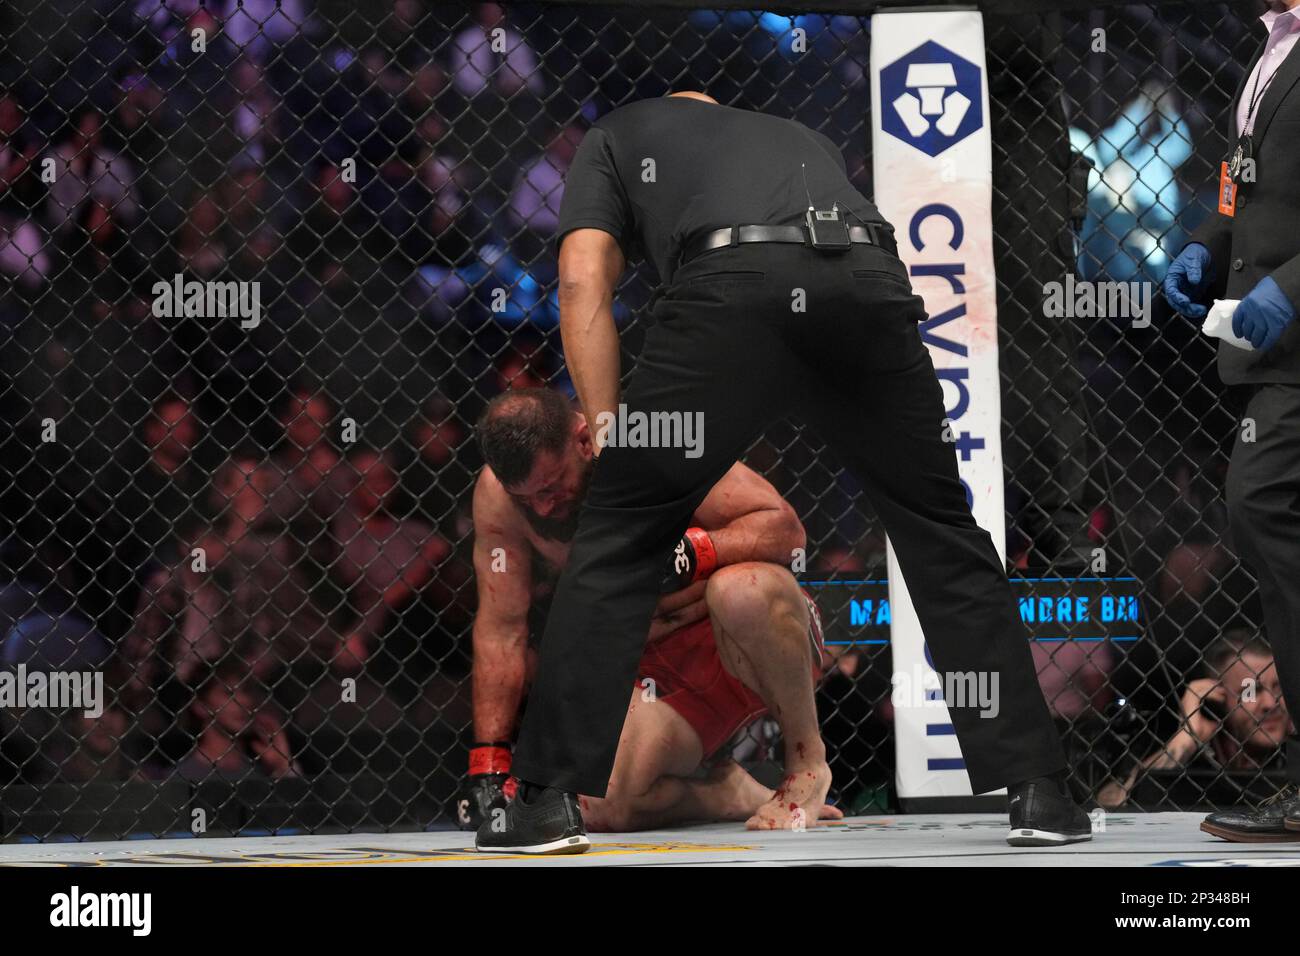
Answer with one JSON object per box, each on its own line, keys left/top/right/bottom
{"left": 466, "top": 390, "right": 837, "bottom": 834}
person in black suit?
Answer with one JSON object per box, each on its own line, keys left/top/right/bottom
{"left": 1164, "top": 0, "right": 1300, "bottom": 841}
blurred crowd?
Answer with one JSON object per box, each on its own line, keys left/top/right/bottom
{"left": 0, "top": 0, "right": 1288, "bottom": 814}
{"left": 0, "top": 0, "right": 567, "bottom": 790}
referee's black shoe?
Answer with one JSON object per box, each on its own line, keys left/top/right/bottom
{"left": 474, "top": 782, "right": 590, "bottom": 855}
{"left": 1203, "top": 783, "right": 1300, "bottom": 842}
{"left": 1006, "top": 775, "right": 1093, "bottom": 847}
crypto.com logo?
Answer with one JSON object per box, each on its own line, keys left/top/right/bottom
{"left": 879, "top": 40, "right": 984, "bottom": 156}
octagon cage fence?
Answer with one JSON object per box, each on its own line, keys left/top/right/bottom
{"left": 0, "top": 0, "right": 1281, "bottom": 840}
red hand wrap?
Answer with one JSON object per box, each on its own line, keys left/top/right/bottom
{"left": 468, "top": 745, "right": 512, "bottom": 776}
{"left": 684, "top": 527, "right": 718, "bottom": 582}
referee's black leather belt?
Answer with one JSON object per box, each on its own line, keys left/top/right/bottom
{"left": 679, "top": 221, "right": 898, "bottom": 266}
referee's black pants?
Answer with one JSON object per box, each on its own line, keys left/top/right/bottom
{"left": 511, "top": 240, "right": 1067, "bottom": 797}
{"left": 1226, "top": 383, "right": 1300, "bottom": 784}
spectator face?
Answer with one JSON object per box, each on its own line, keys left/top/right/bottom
{"left": 282, "top": 391, "right": 332, "bottom": 451}
{"left": 191, "top": 680, "right": 257, "bottom": 748}
{"left": 118, "top": 77, "right": 162, "bottom": 129}
{"left": 231, "top": 59, "right": 261, "bottom": 96}
{"left": 410, "top": 66, "right": 446, "bottom": 108}
{"left": 1158, "top": 542, "right": 1223, "bottom": 603}
{"left": 394, "top": 0, "right": 423, "bottom": 30}
{"left": 213, "top": 458, "right": 269, "bottom": 540}
{"left": 185, "top": 194, "right": 224, "bottom": 246}
{"left": 144, "top": 398, "right": 198, "bottom": 469}
{"left": 1222, "top": 652, "right": 1290, "bottom": 753}
{"left": 503, "top": 423, "right": 594, "bottom": 540}
{"left": 188, "top": 9, "right": 220, "bottom": 41}
{"left": 231, "top": 477, "right": 271, "bottom": 537}
{"left": 495, "top": 354, "right": 544, "bottom": 392}
{"left": 75, "top": 111, "right": 101, "bottom": 150}
{"left": 351, "top": 451, "right": 395, "bottom": 516}
{"left": 317, "top": 165, "right": 354, "bottom": 212}
{"left": 549, "top": 124, "right": 584, "bottom": 165}
{"left": 214, "top": 456, "right": 259, "bottom": 505}
{"left": 423, "top": 155, "right": 455, "bottom": 192}
{"left": 360, "top": 49, "right": 389, "bottom": 84}
{"left": 0, "top": 96, "right": 21, "bottom": 137}
{"left": 246, "top": 226, "right": 279, "bottom": 264}
{"left": 66, "top": 706, "right": 128, "bottom": 768}
{"left": 227, "top": 169, "right": 266, "bottom": 219}
{"left": 813, "top": 547, "right": 866, "bottom": 575}
{"left": 414, "top": 404, "right": 464, "bottom": 467}
{"left": 475, "top": 3, "right": 505, "bottom": 28}
{"left": 85, "top": 200, "right": 115, "bottom": 246}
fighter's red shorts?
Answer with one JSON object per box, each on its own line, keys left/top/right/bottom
{"left": 634, "top": 591, "right": 825, "bottom": 758}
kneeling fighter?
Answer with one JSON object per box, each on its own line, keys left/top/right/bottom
{"left": 458, "top": 387, "right": 840, "bottom": 837}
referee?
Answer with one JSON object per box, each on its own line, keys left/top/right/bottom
{"left": 1164, "top": 1, "right": 1300, "bottom": 841}
{"left": 476, "top": 92, "right": 1091, "bottom": 853}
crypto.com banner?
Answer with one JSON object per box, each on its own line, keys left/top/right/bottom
{"left": 870, "top": 8, "right": 1004, "bottom": 800}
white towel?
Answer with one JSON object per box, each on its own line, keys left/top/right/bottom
{"left": 1201, "top": 299, "right": 1255, "bottom": 351}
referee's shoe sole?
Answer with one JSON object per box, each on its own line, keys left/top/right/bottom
{"left": 475, "top": 784, "right": 591, "bottom": 855}
{"left": 1007, "top": 827, "right": 1093, "bottom": 847}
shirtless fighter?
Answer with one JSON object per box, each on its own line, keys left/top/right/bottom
{"left": 457, "top": 387, "right": 840, "bottom": 833}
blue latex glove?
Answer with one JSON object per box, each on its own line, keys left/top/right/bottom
{"left": 1232, "top": 276, "right": 1297, "bottom": 352}
{"left": 1163, "top": 243, "right": 1214, "bottom": 319}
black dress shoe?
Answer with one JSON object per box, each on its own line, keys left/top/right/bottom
{"left": 1006, "top": 776, "right": 1093, "bottom": 846}
{"left": 475, "top": 782, "right": 590, "bottom": 855}
{"left": 1202, "top": 784, "right": 1300, "bottom": 842}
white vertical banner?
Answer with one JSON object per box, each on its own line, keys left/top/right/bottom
{"left": 870, "top": 9, "right": 1004, "bottom": 798}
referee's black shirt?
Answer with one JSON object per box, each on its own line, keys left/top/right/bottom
{"left": 556, "top": 97, "right": 887, "bottom": 285}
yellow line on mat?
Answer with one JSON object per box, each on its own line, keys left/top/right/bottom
{"left": 246, "top": 842, "right": 758, "bottom": 866}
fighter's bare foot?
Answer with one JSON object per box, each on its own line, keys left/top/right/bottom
{"left": 745, "top": 762, "right": 835, "bottom": 830}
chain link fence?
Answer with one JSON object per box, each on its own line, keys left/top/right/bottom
{"left": 0, "top": 0, "right": 1283, "bottom": 839}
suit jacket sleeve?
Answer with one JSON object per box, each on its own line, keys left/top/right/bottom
{"left": 1268, "top": 250, "right": 1300, "bottom": 310}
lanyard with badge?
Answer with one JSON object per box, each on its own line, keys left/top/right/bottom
{"left": 1220, "top": 55, "right": 1277, "bottom": 216}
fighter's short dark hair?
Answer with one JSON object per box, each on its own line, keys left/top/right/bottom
{"left": 476, "top": 388, "right": 576, "bottom": 486}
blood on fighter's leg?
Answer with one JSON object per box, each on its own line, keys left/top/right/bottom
{"left": 578, "top": 686, "right": 705, "bottom": 831}
{"left": 705, "top": 562, "right": 838, "bottom": 829}
{"left": 578, "top": 567, "right": 839, "bottom": 832}
{"left": 578, "top": 667, "right": 776, "bottom": 832}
